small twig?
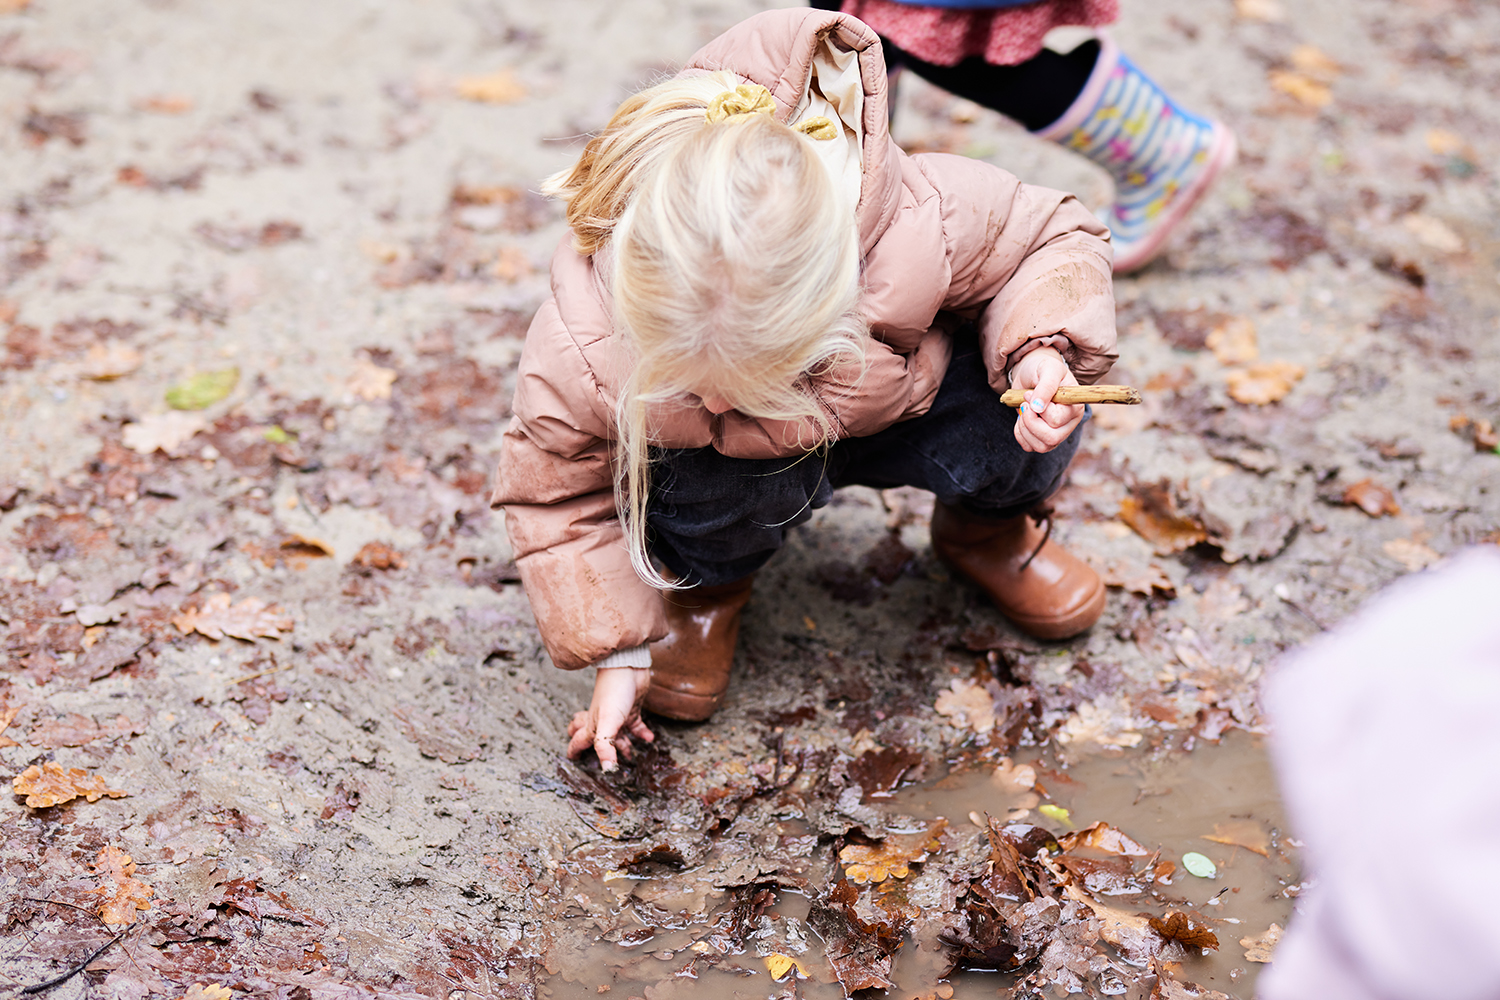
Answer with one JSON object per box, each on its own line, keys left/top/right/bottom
{"left": 232, "top": 663, "right": 294, "bottom": 685}
{"left": 1278, "top": 595, "right": 1329, "bottom": 632}
{"left": 20, "top": 929, "right": 126, "bottom": 995}
{"left": 19, "top": 899, "right": 94, "bottom": 917}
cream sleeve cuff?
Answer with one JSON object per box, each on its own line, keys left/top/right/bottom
{"left": 593, "top": 644, "right": 651, "bottom": 671}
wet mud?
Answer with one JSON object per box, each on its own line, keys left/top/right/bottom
{"left": 1, "top": 0, "right": 1498, "bottom": 997}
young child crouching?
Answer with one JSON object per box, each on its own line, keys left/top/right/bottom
{"left": 492, "top": 8, "right": 1117, "bottom": 769}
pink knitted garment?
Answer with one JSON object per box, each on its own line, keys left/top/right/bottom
{"left": 838, "top": 0, "right": 1119, "bottom": 67}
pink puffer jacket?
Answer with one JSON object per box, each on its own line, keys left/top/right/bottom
{"left": 491, "top": 8, "right": 1116, "bottom": 672}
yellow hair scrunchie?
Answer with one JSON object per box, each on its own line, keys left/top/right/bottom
{"left": 704, "top": 83, "right": 839, "bottom": 141}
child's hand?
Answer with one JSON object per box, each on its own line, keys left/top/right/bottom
{"left": 567, "top": 666, "right": 654, "bottom": 771}
{"left": 1010, "top": 347, "right": 1086, "bottom": 454}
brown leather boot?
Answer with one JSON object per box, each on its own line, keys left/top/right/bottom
{"left": 931, "top": 502, "right": 1105, "bottom": 640}
{"left": 643, "top": 576, "right": 755, "bottom": 721}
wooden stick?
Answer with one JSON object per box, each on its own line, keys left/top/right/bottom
{"left": 999, "top": 385, "right": 1141, "bottom": 407}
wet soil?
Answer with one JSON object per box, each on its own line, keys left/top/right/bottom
{"left": 1, "top": 0, "right": 1498, "bottom": 997}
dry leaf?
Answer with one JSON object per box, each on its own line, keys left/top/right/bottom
{"left": 1205, "top": 316, "right": 1258, "bottom": 365}
{"left": 137, "top": 94, "right": 194, "bottom": 114}
{"left": 1056, "top": 700, "right": 1143, "bottom": 749}
{"left": 934, "top": 679, "right": 994, "bottom": 733}
{"left": 166, "top": 368, "right": 239, "bottom": 410}
{"left": 0, "top": 0, "right": 33, "bottom": 11}
{"left": 13, "top": 762, "right": 127, "bottom": 807}
{"left": 1201, "top": 819, "right": 1269, "bottom": 857}
{"left": 1383, "top": 538, "right": 1441, "bottom": 572}
{"left": 80, "top": 343, "right": 143, "bottom": 380}
{"left": 492, "top": 245, "right": 531, "bottom": 282}
{"left": 1224, "top": 360, "right": 1304, "bottom": 405}
{"left": 346, "top": 357, "right": 397, "bottom": 401}
{"left": 839, "top": 819, "right": 946, "bottom": 883}
{"left": 1341, "top": 479, "right": 1400, "bottom": 518}
{"left": 1425, "top": 128, "right": 1471, "bottom": 158}
{"left": 763, "top": 954, "right": 805, "bottom": 981}
{"left": 1290, "top": 45, "right": 1342, "bottom": 81}
{"left": 0, "top": 703, "right": 20, "bottom": 749}
{"left": 992, "top": 758, "right": 1037, "bottom": 795}
{"left": 1401, "top": 214, "right": 1464, "bottom": 253}
{"left": 1269, "top": 70, "right": 1331, "bottom": 108}
{"left": 1097, "top": 558, "right": 1176, "bottom": 597}
{"left": 1061, "top": 884, "right": 1160, "bottom": 964}
{"left": 172, "top": 593, "right": 293, "bottom": 641}
{"left": 353, "top": 541, "right": 406, "bottom": 569}
{"left": 28, "top": 712, "right": 142, "bottom": 748}
{"left": 1240, "top": 923, "right": 1283, "bottom": 963}
{"left": 455, "top": 69, "right": 526, "bottom": 104}
{"left": 1119, "top": 484, "right": 1207, "bottom": 554}
{"left": 122, "top": 411, "right": 209, "bottom": 455}
{"left": 280, "top": 534, "right": 334, "bottom": 558}
{"left": 1197, "top": 578, "right": 1249, "bottom": 621}
{"left": 1150, "top": 910, "right": 1220, "bottom": 951}
{"left": 1234, "top": 0, "right": 1285, "bottom": 21}
{"left": 90, "top": 846, "right": 154, "bottom": 925}
{"left": 1059, "top": 822, "right": 1150, "bottom": 857}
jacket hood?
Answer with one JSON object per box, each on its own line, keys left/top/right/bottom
{"left": 684, "top": 8, "right": 903, "bottom": 255}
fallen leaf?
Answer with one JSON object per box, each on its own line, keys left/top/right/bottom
{"left": 172, "top": 593, "right": 293, "bottom": 641}
{"left": 353, "top": 541, "right": 407, "bottom": 569}
{"left": 1196, "top": 578, "right": 1248, "bottom": 621}
{"left": 346, "top": 357, "right": 397, "bottom": 401}
{"left": 137, "top": 94, "right": 194, "bottom": 114}
{"left": 1383, "top": 538, "right": 1441, "bottom": 572}
{"left": 1056, "top": 700, "right": 1143, "bottom": 749}
{"left": 1224, "top": 360, "right": 1304, "bottom": 405}
{"left": 934, "top": 678, "right": 994, "bottom": 733}
{"left": 763, "top": 954, "right": 805, "bottom": 981}
{"left": 1201, "top": 819, "right": 1269, "bottom": 857}
{"left": 1426, "top": 128, "right": 1472, "bottom": 158}
{"left": 0, "top": 703, "right": 19, "bottom": 748}
{"left": 28, "top": 713, "right": 142, "bottom": 748}
{"left": 1289, "top": 45, "right": 1342, "bottom": 81}
{"left": 122, "top": 411, "right": 208, "bottom": 455}
{"left": 1240, "top": 922, "right": 1283, "bottom": 963}
{"left": 1059, "top": 822, "right": 1150, "bottom": 857}
{"left": 455, "top": 69, "right": 526, "bottom": 104}
{"left": 1037, "top": 803, "right": 1072, "bottom": 825}
{"left": 1234, "top": 0, "right": 1285, "bottom": 21}
{"left": 1119, "top": 483, "right": 1207, "bottom": 553}
{"left": 1269, "top": 70, "right": 1331, "bottom": 108}
{"left": 13, "top": 762, "right": 127, "bottom": 807}
{"left": 90, "top": 846, "right": 154, "bottom": 925}
{"left": 1402, "top": 213, "right": 1465, "bottom": 253}
{"left": 280, "top": 534, "right": 334, "bottom": 558}
{"left": 1150, "top": 910, "right": 1219, "bottom": 951}
{"left": 80, "top": 343, "right": 143, "bottom": 380}
{"left": 1205, "top": 316, "right": 1258, "bottom": 365}
{"left": 1180, "top": 852, "right": 1217, "bottom": 878}
{"left": 1060, "top": 884, "right": 1160, "bottom": 964}
{"left": 839, "top": 819, "right": 946, "bottom": 883}
{"left": 492, "top": 245, "right": 531, "bottom": 282}
{"left": 1097, "top": 558, "right": 1177, "bottom": 597}
{"left": 166, "top": 368, "right": 239, "bottom": 410}
{"left": 992, "top": 758, "right": 1037, "bottom": 795}
{"left": 1341, "top": 479, "right": 1400, "bottom": 517}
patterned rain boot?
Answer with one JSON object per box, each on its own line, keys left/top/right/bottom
{"left": 1035, "top": 35, "right": 1237, "bottom": 274}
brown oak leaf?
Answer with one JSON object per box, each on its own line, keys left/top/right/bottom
{"left": 1119, "top": 483, "right": 1207, "bottom": 554}
{"left": 90, "top": 846, "right": 154, "bottom": 925}
{"left": 13, "top": 762, "right": 127, "bottom": 807}
{"left": 1342, "top": 479, "right": 1400, "bottom": 518}
{"left": 1240, "top": 922, "right": 1283, "bottom": 963}
{"left": 172, "top": 593, "right": 292, "bottom": 641}
{"left": 839, "top": 819, "right": 947, "bottom": 883}
{"left": 353, "top": 541, "right": 407, "bottom": 570}
{"left": 0, "top": 702, "right": 19, "bottom": 748}
{"left": 1224, "top": 361, "right": 1305, "bottom": 405}
{"left": 1059, "top": 821, "right": 1151, "bottom": 857}
{"left": 1150, "top": 910, "right": 1220, "bottom": 951}
{"left": 1201, "top": 818, "right": 1270, "bottom": 857}
{"left": 28, "top": 712, "right": 143, "bottom": 748}
{"left": 933, "top": 679, "right": 994, "bottom": 733}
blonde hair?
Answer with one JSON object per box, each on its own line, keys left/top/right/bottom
{"left": 545, "top": 73, "right": 867, "bottom": 589}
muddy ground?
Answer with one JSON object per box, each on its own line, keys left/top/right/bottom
{"left": 0, "top": 0, "right": 1497, "bottom": 997}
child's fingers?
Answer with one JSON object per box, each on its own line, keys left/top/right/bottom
{"left": 566, "top": 710, "right": 596, "bottom": 759}
{"left": 627, "top": 716, "right": 655, "bottom": 743}
{"left": 594, "top": 733, "right": 620, "bottom": 771}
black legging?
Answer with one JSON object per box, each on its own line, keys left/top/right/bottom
{"left": 808, "top": 0, "right": 1097, "bottom": 132}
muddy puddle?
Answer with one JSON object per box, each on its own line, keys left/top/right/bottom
{"left": 536, "top": 730, "right": 1297, "bottom": 999}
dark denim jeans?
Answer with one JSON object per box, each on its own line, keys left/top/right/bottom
{"left": 646, "top": 333, "right": 1085, "bottom": 586}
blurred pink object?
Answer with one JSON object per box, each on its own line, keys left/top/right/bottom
{"left": 836, "top": 0, "right": 1119, "bottom": 66}
{"left": 1261, "top": 547, "right": 1500, "bottom": 999}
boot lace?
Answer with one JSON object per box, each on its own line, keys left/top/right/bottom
{"left": 1018, "top": 504, "right": 1054, "bottom": 572}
